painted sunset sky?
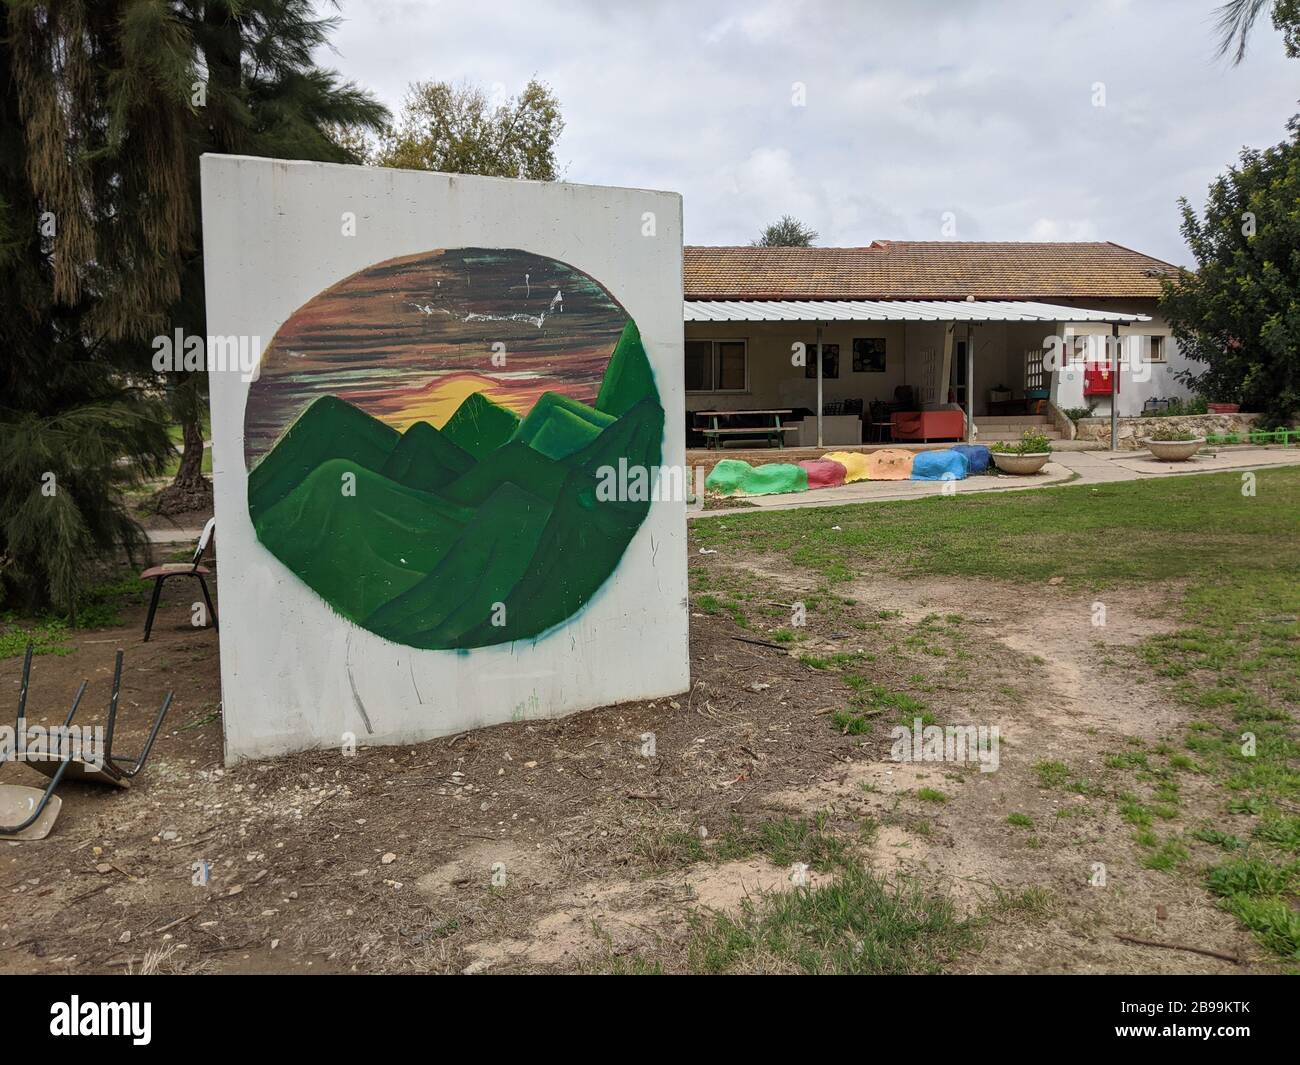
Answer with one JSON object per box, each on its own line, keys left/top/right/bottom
{"left": 244, "top": 247, "right": 629, "bottom": 464}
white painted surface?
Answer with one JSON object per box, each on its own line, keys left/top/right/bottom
{"left": 201, "top": 155, "right": 688, "bottom": 762}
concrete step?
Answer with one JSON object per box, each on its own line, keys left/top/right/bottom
{"left": 977, "top": 424, "right": 1058, "bottom": 435}
{"left": 981, "top": 414, "right": 1050, "bottom": 425}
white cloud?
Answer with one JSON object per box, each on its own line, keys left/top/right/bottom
{"left": 321, "top": 0, "right": 1298, "bottom": 264}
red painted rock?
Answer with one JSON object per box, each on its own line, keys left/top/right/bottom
{"left": 797, "top": 459, "right": 847, "bottom": 489}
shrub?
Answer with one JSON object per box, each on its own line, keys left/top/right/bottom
{"left": 990, "top": 428, "right": 1053, "bottom": 455}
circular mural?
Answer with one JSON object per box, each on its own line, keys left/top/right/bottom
{"left": 244, "top": 248, "right": 663, "bottom": 650}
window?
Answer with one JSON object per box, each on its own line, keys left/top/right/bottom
{"left": 803, "top": 342, "right": 840, "bottom": 379}
{"left": 852, "top": 337, "right": 887, "bottom": 372}
{"left": 1148, "top": 335, "right": 1166, "bottom": 363}
{"left": 686, "top": 339, "right": 747, "bottom": 392}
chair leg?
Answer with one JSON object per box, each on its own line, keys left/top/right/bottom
{"left": 143, "top": 577, "right": 164, "bottom": 642}
{"left": 197, "top": 575, "right": 218, "bottom": 632}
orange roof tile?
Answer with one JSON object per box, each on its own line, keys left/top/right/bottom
{"left": 683, "top": 242, "right": 1179, "bottom": 301}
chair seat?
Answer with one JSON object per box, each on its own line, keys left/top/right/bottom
{"left": 23, "top": 739, "right": 130, "bottom": 789}
{"left": 140, "top": 563, "right": 210, "bottom": 579}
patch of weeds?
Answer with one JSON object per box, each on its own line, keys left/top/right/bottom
{"left": 639, "top": 826, "right": 708, "bottom": 868}
{"left": 1140, "top": 838, "right": 1190, "bottom": 871}
{"left": 715, "top": 814, "right": 847, "bottom": 872}
{"left": 830, "top": 709, "right": 871, "bottom": 736}
{"left": 916, "top": 788, "right": 947, "bottom": 804}
{"left": 987, "top": 886, "right": 1055, "bottom": 917}
{"left": 1216, "top": 896, "right": 1300, "bottom": 958}
{"left": 685, "top": 862, "right": 977, "bottom": 975}
{"left": 1191, "top": 827, "right": 1245, "bottom": 851}
{"left": 1118, "top": 794, "right": 1153, "bottom": 828}
{"left": 1253, "top": 816, "right": 1300, "bottom": 853}
{"left": 0, "top": 617, "right": 73, "bottom": 659}
{"left": 1006, "top": 813, "right": 1033, "bottom": 829}
{"left": 770, "top": 628, "right": 797, "bottom": 643}
{"left": 1034, "top": 761, "right": 1071, "bottom": 790}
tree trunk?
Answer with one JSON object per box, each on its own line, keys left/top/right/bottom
{"left": 173, "top": 412, "right": 205, "bottom": 489}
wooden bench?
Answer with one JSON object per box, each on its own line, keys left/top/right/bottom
{"left": 695, "top": 410, "right": 797, "bottom": 450}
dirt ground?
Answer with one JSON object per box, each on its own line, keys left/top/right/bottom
{"left": 0, "top": 540, "right": 1276, "bottom": 974}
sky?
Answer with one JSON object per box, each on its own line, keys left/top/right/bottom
{"left": 318, "top": 0, "right": 1298, "bottom": 267}
{"left": 245, "top": 248, "right": 628, "bottom": 458}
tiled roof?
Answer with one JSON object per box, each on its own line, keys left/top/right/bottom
{"left": 683, "top": 241, "right": 1179, "bottom": 301}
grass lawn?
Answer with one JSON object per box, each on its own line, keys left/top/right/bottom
{"left": 693, "top": 467, "right": 1299, "bottom": 588}
{"left": 691, "top": 469, "right": 1300, "bottom": 966}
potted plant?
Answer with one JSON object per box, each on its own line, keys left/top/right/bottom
{"left": 1143, "top": 425, "right": 1204, "bottom": 461}
{"left": 989, "top": 428, "right": 1053, "bottom": 474}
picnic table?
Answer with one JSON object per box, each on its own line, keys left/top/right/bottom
{"left": 694, "top": 409, "right": 798, "bottom": 450}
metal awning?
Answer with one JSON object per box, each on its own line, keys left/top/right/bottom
{"left": 683, "top": 299, "right": 1148, "bottom": 323}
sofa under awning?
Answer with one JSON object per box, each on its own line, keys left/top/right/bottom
{"left": 682, "top": 299, "right": 1149, "bottom": 447}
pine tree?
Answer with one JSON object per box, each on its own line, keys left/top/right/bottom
{"left": 1, "top": 1, "right": 387, "bottom": 612}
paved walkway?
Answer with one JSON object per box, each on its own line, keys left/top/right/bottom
{"left": 142, "top": 446, "right": 1300, "bottom": 533}
{"left": 693, "top": 446, "right": 1300, "bottom": 517}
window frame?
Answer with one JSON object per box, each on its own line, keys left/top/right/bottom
{"left": 685, "top": 337, "right": 749, "bottom": 394}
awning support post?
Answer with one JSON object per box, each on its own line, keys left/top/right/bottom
{"left": 816, "top": 324, "right": 824, "bottom": 449}
{"left": 1110, "top": 323, "right": 1119, "bottom": 452}
{"left": 965, "top": 323, "right": 975, "bottom": 444}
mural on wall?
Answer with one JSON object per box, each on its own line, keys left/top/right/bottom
{"left": 244, "top": 247, "right": 663, "bottom": 651}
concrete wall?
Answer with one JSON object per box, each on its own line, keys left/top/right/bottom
{"left": 202, "top": 155, "right": 689, "bottom": 761}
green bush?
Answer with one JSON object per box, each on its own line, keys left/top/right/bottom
{"left": 990, "top": 428, "right": 1053, "bottom": 455}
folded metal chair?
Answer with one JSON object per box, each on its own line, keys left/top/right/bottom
{"left": 0, "top": 645, "right": 174, "bottom": 839}
{"left": 25, "top": 649, "right": 174, "bottom": 789}
{"left": 0, "top": 645, "right": 85, "bottom": 839}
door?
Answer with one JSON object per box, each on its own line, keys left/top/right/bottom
{"left": 951, "top": 340, "right": 968, "bottom": 408}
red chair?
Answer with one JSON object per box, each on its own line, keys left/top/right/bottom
{"left": 139, "top": 517, "right": 218, "bottom": 642}
{"left": 890, "top": 410, "right": 966, "bottom": 442}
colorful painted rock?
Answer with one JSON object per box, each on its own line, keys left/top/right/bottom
{"left": 821, "top": 451, "right": 871, "bottom": 483}
{"left": 911, "top": 450, "right": 969, "bottom": 481}
{"left": 865, "top": 449, "right": 915, "bottom": 480}
{"left": 704, "top": 459, "right": 753, "bottom": 495}
{"left": 743, "top": 462, "right": 809, "bottom": 495}
{"left": 798, "top": 458, "right": 847, "bottom": 489}
{"left": 952, "top": 444, "right": 992, "bottom": 475}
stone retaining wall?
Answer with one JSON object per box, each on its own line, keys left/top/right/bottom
{"left": 1075, "top": 412, "right": 1259, "bottom": 450}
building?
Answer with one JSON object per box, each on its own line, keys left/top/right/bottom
{"left": 682, "top": 241, "right": 1191, "bottom": 447}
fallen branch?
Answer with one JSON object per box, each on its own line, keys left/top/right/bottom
{"left": 729, "top": 635, "right": 788, "bottom": 652}
{"left": 1114, "top": 933, "right": 1243, "bottom": 965}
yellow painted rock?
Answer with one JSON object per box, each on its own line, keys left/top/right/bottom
{"left": 865, "top": 449, "right": 915, "bottom": 480}
{"left": 822, "top": 451, "right": 870, "bottom": 483}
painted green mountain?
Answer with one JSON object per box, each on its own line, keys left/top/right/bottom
{"left": 248, "top": 394, "right": 400, "bottom": 521}
{"left": 509, "top": 391, "right": 617, "bottom": 461}
{"left": 380, "top": 421, "right": 474, "bottom": 492}
{"left": 441, "top": 392, "right": 521, "bottom": 459}
{"left": 248, "top": 319, "right": 663, "bottom": 650}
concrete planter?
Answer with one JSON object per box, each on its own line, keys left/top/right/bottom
{"left": 991, "top": 452, "right": 1051, "bottom": 475}
{"left": 1143, "top": 437, "right": 1204, "bottom": 462}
